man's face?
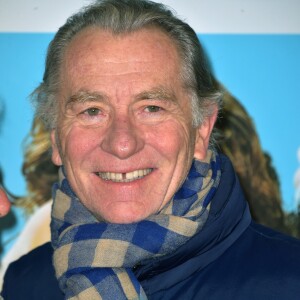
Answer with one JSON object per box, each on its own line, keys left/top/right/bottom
{"left": 51, "top": 27, "right": 214, "bottom": 223}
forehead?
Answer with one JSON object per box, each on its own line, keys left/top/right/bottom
{"left": 62, "top": 26, "right": 182, "bottom": 80}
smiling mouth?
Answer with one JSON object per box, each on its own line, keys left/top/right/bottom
{"left": 97, "top": 168, "right": 153, "bottom": 182}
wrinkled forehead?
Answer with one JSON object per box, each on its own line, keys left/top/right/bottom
{"left": 59, "top": 27, "right": 187, "bottom": 95}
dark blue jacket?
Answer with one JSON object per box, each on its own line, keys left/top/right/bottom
{"left": 2, "top": 155, "right": 300, "bottom": 299}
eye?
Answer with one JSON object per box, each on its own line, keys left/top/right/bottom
{"left": 144, "top": 105, "right": 162, "bottom": 113}
{"left": 78, "top": 106, "right": 106, "bottom": 125}
{"left": 84, "top": 107, "right": 100, "bottom": 116}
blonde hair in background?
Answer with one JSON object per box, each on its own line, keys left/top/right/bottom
{"left": 16, "top": 118, "right": 58, "bottom": 213}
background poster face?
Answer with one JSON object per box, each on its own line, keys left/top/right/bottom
{"left": 0, "top": 0, "right": 299, "bottom": 259}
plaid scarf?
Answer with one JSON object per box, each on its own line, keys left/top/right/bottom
{"left": 51, "top": 150, "right": 221, "bottom": 299}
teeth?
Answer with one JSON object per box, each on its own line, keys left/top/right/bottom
{"left": 98, "top": 169, "right": 152, "bottom": 182}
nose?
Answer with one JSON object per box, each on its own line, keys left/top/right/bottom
{"left": 100, "top": 114, "right": 144, "bottom": 159}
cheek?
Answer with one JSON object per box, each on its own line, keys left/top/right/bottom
{"left": 147, "top": 122, "right": 194, "bottom": 157}
{"left": 60, "top": 127, "right": 101, "bottom": 164}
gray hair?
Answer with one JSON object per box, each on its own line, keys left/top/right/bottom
{"left": 31, "top": 0, "right": 222, "bottom": 131}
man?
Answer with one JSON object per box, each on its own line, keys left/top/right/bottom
{"left": 2, "top": 0, "right": 300, "bottom": 299}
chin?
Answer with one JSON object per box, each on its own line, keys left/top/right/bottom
{"left": 96, "top": 206, "right": 153, "bottom": 224}
{"left": 105, "top": 213, "right": 149, "bottom": 224}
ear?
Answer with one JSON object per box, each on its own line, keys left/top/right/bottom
{"left": 51, "top": 129, "right": 62, "bottom": 166}
{"left": 194, "top": 105, "right": 218, "bottom": 160}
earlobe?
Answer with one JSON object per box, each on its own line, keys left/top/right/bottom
{"left": 193, "top": 105, "right": 218, "bottom": 160}
{"left": 51, "top": 130, "right": 62, "bottom": 166}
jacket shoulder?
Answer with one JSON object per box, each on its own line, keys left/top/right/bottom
{"left": 248, "top": 221, "right": 300, "bottom": 255}
{"left": 1, "top": 242, "right": 63, "bottom": 300}
{"left": 246, "top": 222, "right": 300, "bottom": 273}
{"left": 204, "top": 222, "right": 300, "bottom": 299}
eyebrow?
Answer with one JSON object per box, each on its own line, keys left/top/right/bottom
{"left": 65, "top": 86, "right": 177, "bottom": 108}
{"left": 66, "top": 91, "right": 107, "bottom": 108}
{"left": 135, "top": 87, "right": 177, "bottom": 103}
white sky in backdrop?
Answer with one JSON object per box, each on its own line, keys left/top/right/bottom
{"left": 0, "top": 0, "right": 300, "bottom": 33}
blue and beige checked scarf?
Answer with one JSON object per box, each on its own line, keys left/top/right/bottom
{"left": 51, "top": 150, "right": 221, "bottom": 299}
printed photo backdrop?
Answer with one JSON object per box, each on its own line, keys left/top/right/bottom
{"left": 0, "top": 0, "right": 299, "bottom": 260}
